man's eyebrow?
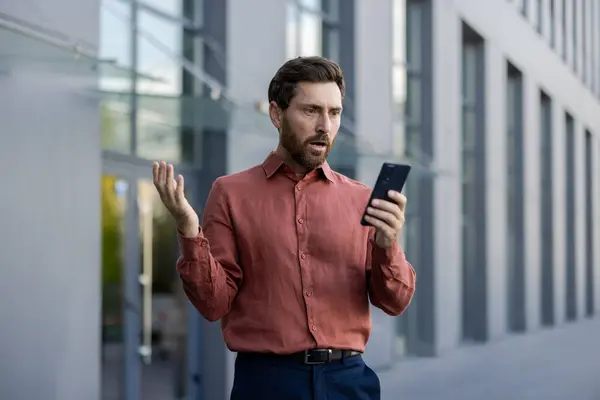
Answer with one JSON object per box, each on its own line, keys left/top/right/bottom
{"left": 297, "top": 103, "right": 343, "bottom": 111}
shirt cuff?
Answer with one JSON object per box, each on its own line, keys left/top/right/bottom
{"left": 370, "top": 237, "right": 400, "bottom": 265}
{"left": 177, "top": 228, "right": 210, "bottom": 261}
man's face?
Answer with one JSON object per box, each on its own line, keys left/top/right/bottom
{"left": 273, "top": 82, "right": 343, "bottom": 171}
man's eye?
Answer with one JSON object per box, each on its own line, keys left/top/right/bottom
{"left": 305, "top": 108, "right": 316, "bottom": 114}
{"left": 330, "top": 110, "right": 341, "bottom": 116}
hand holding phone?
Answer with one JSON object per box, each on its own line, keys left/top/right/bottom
{"left": 360, "top": 163, "right": 411, "bottom": 227}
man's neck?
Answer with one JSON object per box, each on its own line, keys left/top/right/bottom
{"left": 274, "top": 145, "right": 309, "bottom": 177}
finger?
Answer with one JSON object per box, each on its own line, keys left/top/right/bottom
{"left": 158, "top": 161, "right": 167, "bottom": 185}
{"left": 363, "top": 215, "right": 396, "bottom": 238}
{"left": 175, "top": 174, "right": 185, "bottom": 199}
{"left": 371, "top": 198, "right": 403, "bottom": 220}
{"left": 166, "top": 164, "right": 175, "bottom": 190}
{"left": 152, "top": 162, "right": 160, "bottom": 185}
{"left": 388, "top": 191, "right": 407, "bottom": 210}
{"left": 366, "top": 207, "right": 402, "bottom": 230}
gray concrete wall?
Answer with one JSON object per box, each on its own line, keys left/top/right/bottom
{"left": 429, "top": 0, "right": 600, "bottom": 355}
{"left": 0, "top": 1, "right": 101, "bottom": 399}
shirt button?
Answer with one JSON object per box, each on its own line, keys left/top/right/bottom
{"left": 296, "top": 186, "right": 301, "bottom": 191}
{"left": 305, "top": 291, "right": 312, "bottom": 297}
{"left": 297, "top": 218, "right": 304, "bottom": 224}
{"left": 300, "top": 253, "right": 306, "bottom": 259}
{"left": 311, "top": 325, "right": 317, "bottom": 332}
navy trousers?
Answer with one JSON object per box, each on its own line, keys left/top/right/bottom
{"left": 230, "top": 352, "right": 380, "bottom": 400}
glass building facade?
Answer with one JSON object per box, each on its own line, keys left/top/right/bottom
{"left": 2, "top": 1, "right": 600, "bottom": 399}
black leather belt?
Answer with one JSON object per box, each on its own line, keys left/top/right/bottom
{"left": 292, "top": 348, "right": 362, "bottom": 364}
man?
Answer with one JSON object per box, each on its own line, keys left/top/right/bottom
{"left": 152, "top": 56, "right": 416, "bottom": 400}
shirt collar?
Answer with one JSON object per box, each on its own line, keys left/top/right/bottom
{"left": 261, "top": 151, "right": 335, "bottom": 183}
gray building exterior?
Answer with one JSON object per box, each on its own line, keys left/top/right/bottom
{"left": 1, "top": 0, "right": 599, "bottom": 399}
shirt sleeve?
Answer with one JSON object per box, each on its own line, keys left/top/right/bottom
{"left": 366, "top": 228, "right": 416, "bottom": 316}
{"left": 176, "top": 179, "right": 242, "bottom": 322}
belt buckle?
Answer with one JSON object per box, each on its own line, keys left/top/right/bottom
{"left": 304, "top": 349, "right": 332, "bottom": 364}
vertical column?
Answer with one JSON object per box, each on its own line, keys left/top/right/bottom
{"left": 565, "top": 0, "right": 574, "bottom": 71}
{"left": 354, "top": 0, "right": 396, "bottom": 369}
{"left": 523, "top": 77, "right": 542, "bottom": 331}
{"left": 431, "top": 0, "right": 462, "bottom": 355}
{"left": 199, "top": 2, "right": 289, "bottom": 399}
{"left": 226, "top": 0, "right": 286, "bottom": 173}
{"left": 555, "top": 0, "right": 565, "bottom": 61}
{"left": 484, "top": 43, "right": 509, "bottom": 339}
{"left": 584, "top": 0, "right": 593, "bottom": 88}
{"left": 551, "top": 103, "right": 566, "bottom": 325}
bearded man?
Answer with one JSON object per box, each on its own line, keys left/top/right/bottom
{"left": 152, "top": 56, "right": 416, "bottom": 400}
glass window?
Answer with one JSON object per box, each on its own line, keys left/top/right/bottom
{"left": 461, "top": 22, "right": 486, "bottom": 342}
{"left": 565, "top": 113, "right": 576, "bottom": 321}
{"left": 406, "top": 4, "right": 422, "bottom": 71}
{"left": 582, "top": 0, "right": 587, "bottom": 84}
{"left": 286, "top": 0, "right": 340, "bottom": 60}
{"left": 549, "top": 0, "right": 555, "bottom": 48}
{"left": 142, "top": 0, "right": 183, "bottom": 17}
{"left": 299, "top": 11, "right": 323, "bottom": 56}
{"left": 137, "top": 11, "right": 183, "bottom": 96}
{"left": 322, "top": 0, "right": 339, "bottom": 22}
{"left": 135, "top": 11, "right": 189, "bottom": 163}
{"left": 536, "top": 0, "right": 543, "bottom": 34}
{"left": 300, "top": 0, "right": 322, "bottom": 12}
{"left": 561, "top": 0, "right": 567, "bottom": 61}
{"left": 539, "top": 92, "right": 554, "bottom": 326}
{"left": 100, "top": 0, "right": 133, "bottom": 154}
{"left": 393, "top": 0, "right": 407, "bottom": 64}
{"left": 572, "top": 1, "right": 578, "bottom": 72}
{"left": 392, "top": 0, "right": 408, "bottom": 158}
{"left": 506, "top": 64, "right": 525, "bottom": 332}
{"left": 287, "top": 3, "right": 299, "bottom": 59}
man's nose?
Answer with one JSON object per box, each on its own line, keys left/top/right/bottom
{"left": 316, "top": 113, "right": 332, "bottom": 134}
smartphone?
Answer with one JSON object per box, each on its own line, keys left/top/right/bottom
{"left": 360, "top": 163, "right": 411, "bottom": 226}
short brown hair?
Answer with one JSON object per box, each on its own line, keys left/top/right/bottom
{"left": 268, "top": 56, "right": 345, "bottom": 110}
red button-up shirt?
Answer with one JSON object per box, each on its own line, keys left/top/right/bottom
{"left": 177, "top": 152, "right": 416, "bottom": 354}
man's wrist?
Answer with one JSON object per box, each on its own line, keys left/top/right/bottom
{"left": 176, "top": 220, "right": 199, "bottom": 238}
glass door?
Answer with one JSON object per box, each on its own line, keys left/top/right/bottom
{"left": 138, "top": 179, "right": 189, "bottom": 400}
{"left": 101, "top": 174, "right": 128, "bottom": 400}
{"left": 102, "top": 175, "right": 193, "bottom": 400}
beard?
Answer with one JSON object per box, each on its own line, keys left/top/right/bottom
{"left": 280, "top": 116, "right": 333, "bottom": 171}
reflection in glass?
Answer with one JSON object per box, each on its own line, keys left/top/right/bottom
{"left": 138, "top": 180, "right": 189, "bottom": 400}
{"left": 142, "top": 0, "right": 183, "bottom": 17}
{"left": 136, "top": 10, "right": 186, "bottom": 162}
{"left": 300, "top": 0, "right": 322, "bottom": 12}
{"left": 392, "top": 0, "right": 407, "bottom": 158}
{"left": 287, "top": 3, "right": 299, "bottom": 59}
{"left": 101, "top": 175, "right": 127, "bottom": 400}
{"left": 137, "top": 11, "right": 183, "bottom": 96}
{"left": 100, "top": 0, "right": 133, "bottom": 153}
{"left": 299, "top": 11, "right": 323, "bottom": 56}
{"left": 99, "top": 0, "right": 133, "bottom": 93}
{"left": 323, "top": 25, "right": 340, "bottom": 61}
{"left": 393, "top": 0, "right": 406, "bottom": 63}
{"left": 406, "top": 4, "right": 422, "bottom": 71}
{"left": 102, "top": 99, "right": 132, "bottom": 154}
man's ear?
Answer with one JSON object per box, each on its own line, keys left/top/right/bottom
{"left": 269, "top": 101, "right": 282, "bottom": 129}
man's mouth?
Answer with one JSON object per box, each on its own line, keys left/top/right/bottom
{"left": 308, "top": 140, "right": 328, "bottom": 150}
